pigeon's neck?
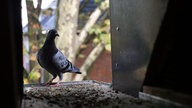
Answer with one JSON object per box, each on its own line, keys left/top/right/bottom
{"left": 42, "top": 38, "right": 57, "bottom": 52}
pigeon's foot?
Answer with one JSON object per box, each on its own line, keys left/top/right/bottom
{"left": 45, "top": 82, "right": 53, "bottom": 86}
{"left": 39, "top": 81, "right": 54, "bottom": 86}
{"left": 40, "top": 82, "right": 59, "bottom": 86}
{"left": 50, "top": 82, "right": 60, "bottom": 87}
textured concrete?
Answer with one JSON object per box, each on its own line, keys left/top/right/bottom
{"left": 21, "top": 80, "right": 180, "bottom": 108}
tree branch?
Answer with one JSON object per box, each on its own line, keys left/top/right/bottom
{"left": 74, "top": 0, "right": 109, "bottom": 55}
{"left": 73, "top": 42, "right": 105, "bottom": 81}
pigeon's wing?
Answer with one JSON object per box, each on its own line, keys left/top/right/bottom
{"left": 52, "top": 50, "right": 81, "bottom": 73}
{"left": 52, "top": 50, "right": 69, "bottom": 71}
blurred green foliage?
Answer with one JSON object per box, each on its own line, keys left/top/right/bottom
{"left": 94, "top": 0, "right": 101, "bottom": 4}
{"left": 88, "top": 19, "right": 111, "bottom": 51}
{"left": 28, "top": 65, "right": 40, "bottom": 81}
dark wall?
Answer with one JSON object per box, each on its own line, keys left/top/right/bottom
{"left": 142, "top": 0, "right": 192, "bottom": 105}
{"left": 1, "top": 0, "right": 23, "bottom": 108}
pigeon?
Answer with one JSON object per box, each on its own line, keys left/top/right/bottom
{"left": 36, "top": 29, "right": 81, "bottom": 86}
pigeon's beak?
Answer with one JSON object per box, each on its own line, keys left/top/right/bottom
{"left": 55, "top": 33, "right": 59, "bottom": 37}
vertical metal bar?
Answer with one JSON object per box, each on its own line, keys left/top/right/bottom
{"left": 110, "top": 0, "right": 168, "bottom": 96}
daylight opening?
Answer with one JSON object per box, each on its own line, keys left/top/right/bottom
{"left": 22, "top": 0, "right": 111, "bottom": 85}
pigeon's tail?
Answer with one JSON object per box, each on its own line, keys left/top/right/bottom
{"left": 72, "top": 66, "right": 81, "bottom": 74}
{"left": 68, "top": 69, "right": 81, "bottom": 74}
{"left": 75, "top": 71, "right": 82, "bottom": 74}
{"left": 65, "top": 62, "right": 81, "bottom": 74}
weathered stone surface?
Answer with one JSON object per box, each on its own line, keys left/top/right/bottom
{"left": 22, "top": 80, "right": 177, "bottom": 108}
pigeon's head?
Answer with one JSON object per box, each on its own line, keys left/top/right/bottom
{"left": 46, "top": 29, "right": 59, "bottom": 40}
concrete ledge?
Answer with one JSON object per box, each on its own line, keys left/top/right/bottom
{"left": 24, "top": 80, "right": 111, "bottom": 87}
{"left": 139, "top": 92, "right": 191, "bottom": 108}
{"left": 22, "top": 80, "right": 176, "bottom": 108}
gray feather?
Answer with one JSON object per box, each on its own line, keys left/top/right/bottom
{"left": 52, "top": 50, "right": 80, "bottom": 73}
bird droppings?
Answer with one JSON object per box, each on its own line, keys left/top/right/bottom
{"left": 22, "top": 80, "right": 171, "bottom": 108}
